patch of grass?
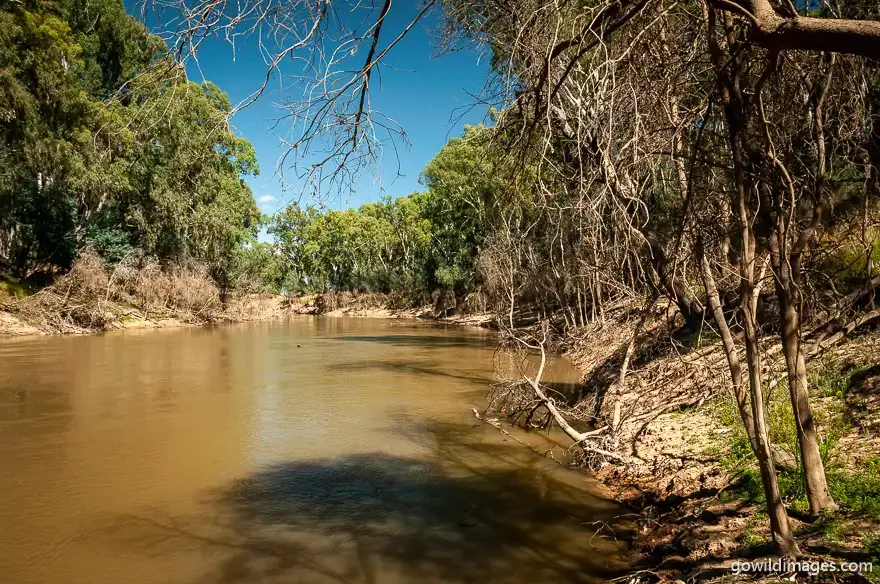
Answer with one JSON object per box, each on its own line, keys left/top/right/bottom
{"left": 709, "top": 393, "right": 755, "bottom": 469}
{"left": 809, "top": 359, "right": 857, "bottom": 400}
{"left": 821, "top": 235, "right": 880, "bottom": 293}
{"left": 828, "top": 457, "right": 880, "bottom": 516}
{"left": 777, "top": 468, "right": 809, "bottom": 513}
{"left": 720, "top": 447, "right": 880, "bottom": 527}
{"left": 723, "top": 433, "right": 755, "bottom": 469}
{"left": 863, "top": 531, "right": 880, "bottom": 583}
{"left": 703, "top": 362, "right": 879, "bottom": 534}
{"left": 706, "top": 384, "right": 852, "bottom": 513}
{"left": 722, "top": 468, "right": 765, "bottom": 504}
{"left": 813, "top": 517, "right": 845, "bottom": 547}
{"left": 865, "top": 531, "right": 880, "bottom": 560}
{"left": 765, "top": 379, "right": 800, "bottom": 461}
{"left": 0, "top": 276, "right": 36, "bottom": 304}
{"left": 724, "top": 456, "right": 880, "bottom": 518}
{"left": 721, "top": 465, "right": 813, "bottom": 513}
{"left": 741, "top": 511, "right": 769, "bottom": 548}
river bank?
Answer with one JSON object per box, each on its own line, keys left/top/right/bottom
{"left": 0, "top": 273, "right": 495, "bottom": 337}
{"left": 289, "top": 290, "right": 495, "bottom": 327}
{"left": 549, "top": 311, "right": 880, "bottom": 582}
{"left": 0, "top": 300, "right": 494, "bottom": 336}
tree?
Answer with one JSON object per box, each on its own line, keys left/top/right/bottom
{"left": 420, "top": 125, "right": 504, "bottom": 298}
{"left": 0, "top": 0, "right": 261, "bottom": 286}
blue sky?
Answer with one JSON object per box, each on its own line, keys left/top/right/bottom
{"left": 138, "top": 4, "right": 491, "bottom": 215}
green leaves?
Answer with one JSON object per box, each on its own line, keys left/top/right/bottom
{"left": 0, "top": 0, "right": 259, "bottom": 282}
{"left": 262, "top": 126, "right": 504, "bottom": 297}
{"left": 419, "top": 124, "right": 503, "bottom": 292}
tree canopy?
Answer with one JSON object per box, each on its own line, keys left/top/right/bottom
{"left": 263, "top": 125, "right": 502, "bottom": 298}
{"left": 0, "top": 0, "right": 259, "bottom": 284}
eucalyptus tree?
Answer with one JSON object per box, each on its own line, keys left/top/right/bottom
{"left": 0, "top": 0, "right": 260, "bottom": 284}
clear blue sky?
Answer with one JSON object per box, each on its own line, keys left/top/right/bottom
{"left": 136, "top": 3, "right": 491, "bottom": 215}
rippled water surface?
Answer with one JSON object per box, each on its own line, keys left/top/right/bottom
{"left": 0, "top": 317, "right": 628, "bottom": 583}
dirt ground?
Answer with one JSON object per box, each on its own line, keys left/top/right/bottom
{"left": 1, "top": 291, "right": 494, "bottom": 336}
{"left": 559, "top": 328, "right": 880, "bottom": 583}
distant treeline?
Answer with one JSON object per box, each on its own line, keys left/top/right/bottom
{"left": 0, "top": 0, "right": 503, "bottom": 304}
{"left": 0, "top": 0, "right": 259, "bottom": 290}
{"left": 236, "top": 125, "right": 504, "bottom": 303}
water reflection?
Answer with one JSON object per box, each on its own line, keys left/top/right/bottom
{"left": 0, "top": 318, "right": 629, "bottom": 584}
{"left": 112, "top": 419, "right": 630, "bottom": 584}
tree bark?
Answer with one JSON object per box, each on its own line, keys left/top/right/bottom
{"left": 770, "top": 242, "right": 838, "bottom": 515}
{"left": 723, "top": 65, "right": 799, "bottom": 552}
{"left": 718, "top": 0, "right": 880, "bottom": 58}
{"left": 698, "top": 239, "right": 759, "bottom": 452}
{"left": 740, "top": 237, "right": 800, "bottom": 555}
{"left": 708, "top": 5, "right": 799, "bottom": 552}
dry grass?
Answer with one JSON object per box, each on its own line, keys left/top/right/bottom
{"left": 110, "top": 254, "right": 220, "bottom": 317}
{"left": 4, "top": 249, "right": 226, "bottom": 333}
{"left": 317, "top": 291, "right": 393, "bottom": 312}
{"left": 313, "top": 289, "right": 489, "bottom": 314}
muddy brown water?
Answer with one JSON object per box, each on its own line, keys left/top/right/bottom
{"left": 0, "top": 317, "right": 630, "bottom": 584}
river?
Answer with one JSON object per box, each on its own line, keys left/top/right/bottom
{"left": 0, "top": 317, "right": 630, "bottom": 583}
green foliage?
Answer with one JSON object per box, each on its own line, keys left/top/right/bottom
{"left": 741, "top": 511, "right": 769, "bottom": 548}
{"left": 712, "top": 389, "right": 820, "bottom": 511}
{"left": 719, "top": 437, "right": 880, "bottom": 520}
{"left": 813, "top": 517, "right": 845, "bottom": 547}
{"left": 0, "top": 0, "right": 259, "bottom": 285}
{"left": 715, "top": 378, "right": 846, "bottom": 476}
{"left": 712, "top": 394, "right": 755, "bottom": 470}
{"left": 712, "top": 374, "right": 880, "bottom": 519}
{"left": 865, "top": 531, "right": 880, "bottom": 561}
{"left": 810, "top": 359, "right": 858, "bottom": 399}
{"left": 828, "top": 458, "right": 880, "bottom": 516}
{"left": 819, "top": 231, "right": 880, "bottom": 292}
{"left": 268, "top": 197, "right": 434, "bottom": 295}
{"left": 863, "top": 531, "right": 880, "bottom": 584}
{"left": 83, "top": 224, "right": 133, "bottom": 265}
{"left": 264, "top": 126, "right": 502, "bottom": 298}
{"left": 0, "top": 276, "right": 36, "bottom": 304}
{"left": 418, "top": 125, "right": 505, "bottom": 294}
{"left": 233, "top": 241, "right": 284, "bottom": 294}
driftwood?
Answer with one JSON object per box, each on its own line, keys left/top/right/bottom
{"left": 502, "top": 325, "right": 629, "bottom": 463}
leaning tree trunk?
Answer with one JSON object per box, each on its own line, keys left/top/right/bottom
{"left": 698, "top": 239, "right": 759, "bottom": 452}
{"left": 741, "top": 251, "right": 800, "bottom": 555}
{"left": 773, "top": 256, "right": 838, "bottom": 515}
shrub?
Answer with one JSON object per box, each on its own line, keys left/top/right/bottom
{"left": 6, "top": 249, "right": 223, "bottom": 332}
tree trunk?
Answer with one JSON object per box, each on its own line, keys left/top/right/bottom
{"left": 698, "top": 239, "right": 759, "bottom": 452}
{"left": 775, "top": 267, "right": 838, "bottom": 515}
{"left": 741, "top": 260, "right": 800, "bottom": 555}
{"left": 718, "top": 44, "right": 799, "bottom": 548}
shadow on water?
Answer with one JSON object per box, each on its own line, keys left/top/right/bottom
{"left": 334, "top": 334, "right": 494, "bottom": 349}
{"left": 331, "top": 359, "right": 493, "bottom": 386}
{"left": 112, "top": 420, "right": 633, "bottom": 584}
